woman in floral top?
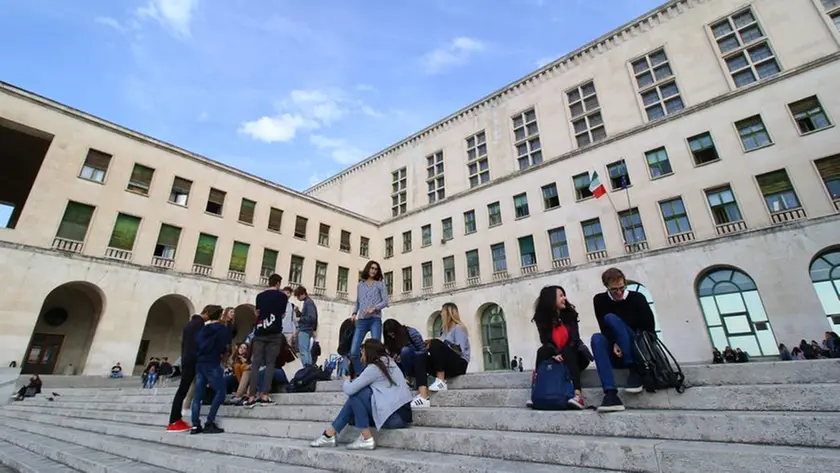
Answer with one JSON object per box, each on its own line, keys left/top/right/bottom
{"left": 349, "top": 260, "right": 389, "bottom": 376}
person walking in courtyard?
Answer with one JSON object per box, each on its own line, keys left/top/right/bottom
{"left": 244, "top": 274, "right": 288, "bottom": 407}
{"left": 294, "top": 285, "right": 319, "bottom": 367}
{"left": 350, "top": 261, "right": 389, "bottom": 376}
{"left": 166, "top": 304, "right": 216, "bottom": 432}
{"left": 426, "top": 303, "right": 471, "bottom": 392}
{"left": 190, "top": 305, "right": 231, "bottom": 434}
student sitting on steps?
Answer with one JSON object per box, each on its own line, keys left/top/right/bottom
{"left": 426, "top": 303, "right": 471, "bottom": 392}
{"left": 383, "top": 318, "right": 430, "bottom": 409}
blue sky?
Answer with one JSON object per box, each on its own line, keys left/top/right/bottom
{"left": 0, "top": 0, "right": 664, "bottom": 192}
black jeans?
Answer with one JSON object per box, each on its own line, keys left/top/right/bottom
{"left": 535, "top": 343, "right": 590, "bottom": 390}
{"left": 427, "top": 339, "right": 468, "bottom": 378}
{"left": 169, "top": 361, "right": 195, "bottom": 424}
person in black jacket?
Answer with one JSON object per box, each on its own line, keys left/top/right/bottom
{"left": 245, "top": 274, "right": 289, "bottom": 407}
{"left": 190, "top": 305, "right": 232, "bottom": 434}
{"left": 532, "top": 285, "right": 590, "bottom": 410}
{"left": 337, "top": 318, "right": 355, "bottom": 379}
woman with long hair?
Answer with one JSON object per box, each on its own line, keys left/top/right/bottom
{"left": 532, "top": 285, "right": 590, "bottom": 409}
{"left": 229, "top": 343, "right": 251, "bottom": 404}
{"left": 310, "top": 339, "right": 412, "bottom": 450}
{"left": 349, "top": 260, "right": 389, "bottom": 376}
{"left": 383, "top": 318, "right": 430, "bottom": 408}
{"left": 426, "top": 303, "right": 470, "bottom": 392}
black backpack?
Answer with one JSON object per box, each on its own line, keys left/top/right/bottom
{"left": 632, "top": 331, "right": 685, "bottom": 393}
{"left": 286, "top": 365, "right": 330, "bottom": 393}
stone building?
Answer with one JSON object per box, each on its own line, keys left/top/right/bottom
{"left": 1, "top": 0, "right": 839, "bottom": 376}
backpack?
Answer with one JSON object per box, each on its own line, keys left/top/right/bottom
{"left": 286, "top": 365, "right": 330, "bottom": 393}
{"left": 530, "top": 360, "right": 575, "bottom": 410}
{"left": 632, "top": 331, "right": 685, "bottom": 393}
{"left": 337, "top": 321, "right": 354, "bottom": 356}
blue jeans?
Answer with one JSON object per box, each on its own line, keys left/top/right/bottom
{"left": 398, "top": 346, "right": 428, "bottom": 390}
{"left": 191, "top": 363, "right": 226, "bottom": 426}
{"left": 590, "top": 313, "right": 636, "bottom": 392}
{"left": 331, "top": 387, "right": 407, "bottom": 432}
{"left": 144, "top": 373, "right": 157, "bottom": 389}
{"left": 350, "top": 318, "right": 382, "bottom": 375}
{"left": 298, "top": 331, "right": 313, "bottom": 367}
{"left": 337, "top": 356, "right": 350, "bottom": 378}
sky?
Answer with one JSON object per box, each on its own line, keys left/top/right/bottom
{"left": 0, "top": 0, "right": 665, "bottom": 193}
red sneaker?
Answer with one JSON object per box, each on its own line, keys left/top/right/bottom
{"left": 567, "top": 393, "right": 585, "bottom": 410}
{"left": 166, "top": 419, "right": 190, "bottom": 433}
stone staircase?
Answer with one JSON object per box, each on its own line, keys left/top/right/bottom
{"left": 0, "top": 360, "right": 839, "bottom": 472}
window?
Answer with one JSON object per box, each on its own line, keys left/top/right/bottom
{"left": 169, "top": 177, "right": 192, "bottom": 206}
{"left": 206, "top": 188, "right": 226, "bottom": 216}
{"left": 261, "top": 249, "right": 278, "bottom": 277}
{"left": 541, "top": 184, "right": 560, "bottom": 210}
{"left": 487, "top": 202, "right": 502, "bottom": 227}
{"left": 79, "top": 149, "right": 111, "bottom": 183}
{"left": 229, "top": 241, "right": 249, "bottom": 273}
{"left": 337, "top": 266, "right": 349, "bottom": 293}
{"left": 735, "top": 116, "right": 772, "bottom": 151}
{"left": 464, "top": 210, "right": 477, "bottom": 234}
{"left": 441, "top": 217, "right": 453, "bottom": 241}
{"left": 289, "top": 255, "right": 304, "bottom": 284}
{"left": 466, "top": 249, "right": 480, "bottom": 278}
{"left": 382, "top": 271, "right": 394, "bottom": 296}
{"left": 443, "top": 256, "right": 455, "bottom": 283}
{"left": 422, "top": 261, "right": 433, "bottom": 288}
{"left": 385, "top": 237, "right": 394, "bottom": 258}
{"left": 631, "top": 48, "right": 684, "bottom": 121}
{"left": 645, "top": 147, "right": 673, "bottom": 178}
{"left": 56, "top": 201, "right": 95, "bottom": 242}
{"left": 517, "top": 236, "right": 536, "bottom": 267}
{"left": 710, "top": 8, "right": 780, "bottom": 88}
{"left": 466, "top": 130, "right": 490, "bottom": 187}
{"left": 659, "top": 197, "right": 692, "bottom": 235}
{"left": 154, "top": 224, "right": 181, "bottom": 260}
{"left": 317, "top": 224, "right": 330, "bottom": 246}
{"left": 789, "top": 96, "right": 831, "bottom": 134}
{"left": 547, "top": 227, "right": 569, "bottom": 261}
{"left": 618, "top": 208, "right": 646, "bottom": 244}
{"left": 340, "top": 230, "right": 351, "bottom": 252}
{"left": 193, "top": 233, "right": 217, "bottom": 267}
{"left": 294, "top": 216, "right": 308, "bottom": 240}
{"left": 402, "top": 267, "right": 413, "bottom": 293}
{"left": 238, "top": 198, "right": 256, "bottom": 225}
{"left": 756, "top": 169, "right": 801, "bottom": 212}
{"left": 360, "top": 236, "right": 370, "bottom": 257}
{"left": 606, "top": 160, "right": 631, "bottom": 190}
{"left": 512, "top": 108, "right": 542, "bottom": 170}
{"left": 815, "top": 155, "right": 840, "bottom": 201}
{"left": 314, "top": 261, "right": 327, "bottom": 289}
{"left": 809, "top": 248, "right": 840, "bottom": 335}
{"left": 582, "top": 218, "right": 606, "bottom": 253}
{"left": 573, "top": 173, "right": 593, "bottom": 200}
{"left": 513, "top": 193, "right": 530, "bottom": 218}
{"left": 127, "top": 164, "right": 154, "bottom": 195}
{"left": 706, "top": 186, "right": 743, "bottom": 225}
{"left": 391, "top": 167, "right": 407, "bottom": 217}
{"left": 402, "top": 230, "right": 412, "bottom": 253}
{"left": 268, "top": 207, "right": 283, "bottom": 232}
{"left": 421, "top": 225, "right": 432, "bottom": 247}
{"left": 491, "top": 243, "right": 507, "bottom": 272}
{"left": 426, "top": 151, "right": 446, "bottom": 204}
{"left": 567, "top": 81, "right": 606, "bottom": 147}
{"left": 687, "top": 132, "right": 720, "bottom": 165}
{"left": 108, "top": 213, "right": 141, "bottom": 251}
{"left": 0, "top": 202, "right": 12, "bottom": 229}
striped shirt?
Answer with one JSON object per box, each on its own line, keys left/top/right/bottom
{"left": 405, "top": 326, "right": 425, "bottom": 352}
{"left": 353, "top": 280, "right": 389, "bottom": 319}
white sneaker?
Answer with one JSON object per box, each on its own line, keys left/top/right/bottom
{"left": 310, "top": 434, "right": 336, "bottom": 448}
{"left": 181, "top": 409, "right": 190, "bottom": 417}
{"left": 428, "top": 378, "right": 448, "bottom": 392}
{"left": 346, "top": 434, "right": 375, "bottom": 450}
{"left": 410, "top": 395, "right": 430, "bottom": 409}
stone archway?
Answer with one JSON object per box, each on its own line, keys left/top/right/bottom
{"left": 22, "top": 281, "right": 106, "bottom": 375}
{"left": 233, "top": 304, "right": 258, "bottom": 344}
{"left": 427, "top": 310, "right": 442, "bottom": 338}
{"left": 135, "top": 294, "right": 194, "bottom": 374}
{"left": 477, "top": 302, "right": 510, "bottom": 371}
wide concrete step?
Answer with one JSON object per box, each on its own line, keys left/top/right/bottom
{"left": 0, "top": 439, "right": 79, "bottom": 473}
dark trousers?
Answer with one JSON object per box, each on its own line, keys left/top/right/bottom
{"left": 427, "top": 339, "right": 468, "bottom": 378}
{"left": 249, "top": 333, "right": 285, "bottom": 396}
{"left": 398, "top": 346, "right": 429, "bottom": 389}
{"left": 191, "top": 363, "right": 225, "bottom": 426}
{"left": 535, "top": 343, "right": 590, "bottom": 390}
{"left": 169, "top": 361, "right": 195, "bottom": 424}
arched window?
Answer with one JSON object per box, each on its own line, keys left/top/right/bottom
{"left": 809, "top": 249, "right": 840, "bottom": 335}
{"left": 627, "top": 281, "right": 661, "bottom": 335}
{"left": 480, "top": 303, "right": 509, "bottom": 371}
{"left": 429, "top": 311, "right": 443, "bottom": 338}
{"left": 696, "top": 268, "right": 778, "bottom": 356}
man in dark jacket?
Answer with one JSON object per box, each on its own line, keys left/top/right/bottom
{"left": 294, "top": 285, "right": 318, "bottom": 367}
{"left": 190, "top": 305, "right": 231, "bottom": 434}
{"left": 245, "top": 274, "right": 288, "bottom": 407}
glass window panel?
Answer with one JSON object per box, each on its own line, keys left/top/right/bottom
{"left": 717, "top": 293, "right": 746, "bottom": 315}
{"left": 728, "top": 335, "right": 761, "bottom": 356}
{"left": 813, "top": 281, "right": 840, "bottom": 314}
{"left": 755, "top": 327, "right": 779, "bottom": 355}
{"left": 709, "top": 326, "right": 728, "bottom": 351}
{"left": 700, "top": 297, "right": 722, "bottom": 325}
{"left": 731, "top": 271, "right": 756, "bottom": 290}
{"left": 723, "top": 314, "right": 751, "bottom": 334}
{"left": 742, "top": 291, "right": 768, "bottom": 322}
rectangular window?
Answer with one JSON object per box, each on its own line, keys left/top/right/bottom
{"left": 517, "top": 235, "right": 537, "bottom": 267}
{"left": 487, "top": 202, "right": 502, "bottom": 227}
{"left": 340, "top": 230, "right": 351, "bottom": 252}
{"left": 229, "top": 241, "right": 250, "bottom": 272}
{"left": 547, "top": 227, "right": 569, "bottom": 261}
{"left": 384, "top": 271, "right": 394, "bottom": 296}
{"left": 206, "top": 188, "right": 226, "bottom": 216}
{"left": 289, "top": 255, "right": 304, "bottom": 284}
{"left": 756, "top": 169, "right": 801, "bottom": 212}
{"left": 631, "top": 48, "right": 684, "bottom": 121}
{"left": 567, "top": 81, "right": 606, "bottom": 147}
{"left": 79, "top": 149, "right": 111, "bottom": 183}
{"left": 606, "top": 160, "right": 631, "bottom": 190}
{"left": 441, "top": 217, "right": 453, "bottom": 241}
{"left": 815, "top": 155, "right": 840, "bottom": 200}
{"left": 789, "top": 96, "right": 831, "bottom": 134}
{"left": 169, "top": 177, "right": 192, "bottom": 206}
{"left": 193, "top": 233, "right": 217, "bottom": 267}
{"left": 421, "top": 224, "right": 432, "bottom": 247}
{"left": 645, "top": 147, "right": 673, "bottom": 178}
{"left": 337, "top": 266, "right": 349, "bottom": 293}
{"left": 108, "top": 213, "right": 141, "bottom": 251}
{"left": 464, "top": 210, "right": 477, "bottom": 234}
{"left": 426, "top": 151, "right": 446, "bottom": 204}
{"left": 360, "top": 236, "right": 370, "bottom": 257}
{"left": 659, "top": 197, "right": 692, "bottom": 235}
{"left": 402, "top": 230, "right": 412, "bottom": 253}
{"left": 402, "top": 267, "right": 413, "bottom": 293}
{"left": 466, "top": 130, "right": 490, "bottom": 187}
{"left": 687, "top": 132, "right": 720, "bottom": 165}
{"left": 618, "top": 208, "right": 647, "bottom": 243}
{"left": 422, "top": 261, "right": 433, "bottom": 288}
{"left": 391, "top": 167, "right": 407, "bottom": 217}
{"left": 385, "top": 237, "right": 394, "bottom": 258}
{"left": 512, "top": 108, "right": 542, "bottom": 170}
{"left": 127, "top": 164, "right": 154, "bottom": 195}
{"left": 736, "top": 115, "right": 772, "bottom": 151}
{"left": 582, "top": 218, "right": 606, "bottom": 253}
{"left": 443, "top": 256, "right": 455, "bottom": 283}
{"left": 466, "top": 249, "right": 480, "bottom": 278}
{"left": 294, "top": 216, "right": 308, "bottom": 239}
{"left": 56, "top": 201, "right": 95, "bottom": 242}
{"left": 710, "top": 8, "right": 781, "bottom": 88}
{"left": 541, "top": 184, "right": 560, "bottom": 210}
{"left": 261, "top": 248, "right": 278, "bottom": 277}
{"left": 573, "top": 173, "right": 593, "bottom": 200}
{"left": 706, "top": 186, "right": 743, "bottom": 224}
{"left": 154, "top": 224, "right": 181, "bottom": 260}
{"left": 238, "top": 198, "right": 256, "bottom": 224}
{"left": 513, "top": 193, "right": 530, "bottom": 218}
{"left": 491, "top": 243, "right": 507, "bottom": 272}
{"left": 268, "top": 207, "right": 283, "bottom": 232}
{"left": 317, "top": 223, "right": 330, "bottom": 246}
{"left": 314, "top": 261, "right": 328, "bottom": 289}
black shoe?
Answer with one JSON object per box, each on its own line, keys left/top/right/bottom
{"left": 190, "top": 425, "right": 203, "bottom": 435}
{"left": 596, "top": 390, "right": 625, "bottom": 413}
{"left": 625, "top": 370, "right": 644, "bottom": 394}
{"left": 257, "top": 396, "right": 275, "bottom": 406}
{"left": 203, "top": 422, "right": 224, "bottom": 434}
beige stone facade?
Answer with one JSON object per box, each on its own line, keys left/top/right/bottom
{"left": 1, "top": 0, "right": 839, "bottom": 376}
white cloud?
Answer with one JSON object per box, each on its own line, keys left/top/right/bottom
{"left": 288, "top": 89, "right": 346, "bottom": 124}
{"left": 310, "top": 135, "right": 366, "bottom": 165}
{"left": 197, "top": 111, "right": 210, "bottom": 122}
{"left": 238, "top": 114, "right": 318, "bottom": 143}
{"left": 95, "top": 16, "right": 127, "bottom": 32}
{"left": 136, "top": 0, "right": 199, "bottom": 37}
{"left": 355, "top": 83, "right": 377, "bottom": 92}
{"left": 421, "top": 37, "right": 486, "bottom": 74}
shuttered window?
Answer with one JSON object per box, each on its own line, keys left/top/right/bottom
{"left": 79, "top": 149, "right": 111, "bottom": 183}
{"left": 155, "top": 224, "right": 181, "bottom": 259}
{"left": 261, "top": 249, "right": 278, "bottom": 276}
{"left": 816, "top": 155, "right": 840, "bottom": 199}
{"left": 229, "top": 241, "right": 249, "bottom": 272}
{"left": 206, "top": 188, "right": 226, "bottom": 215}
{"left": 340, "top": 230, "right": 351, "bottom": 252}
{"left": 169, "top": 177, "right": 192, "bottom": 205}
{"left": 56, "top": 202, "right": 95, "bottom": 241}
{"left": 108, "top": 213, "right": 141, "bottom": 250}
{"left": 194, "top": 233, "right": 217, "bottom": 266}
{"left": 295, "top": 216, "right": 308, "bottom": 239}
{"left": 756, "top": 170, "right": 793, "bottom": 195}
{"left": 239, "top": 198, "right": 256, "bottom": 224}
{"left": 127, "top": 164, "right": 154, "bottom": 195}
{"left": 268, "top": 207, "right": 283, "bottom": 232}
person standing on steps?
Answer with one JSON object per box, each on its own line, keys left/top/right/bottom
{"left": 349, "top": 261, "right": 389, "bottom": 377}
{"left": 244, "top": 274, "right": 288, "bottom": 407}
{"left": 590, "top": 268, "right": 655, "bottom": 413}
{"left": 294, "top": 285, "right": 319, "bottom": 367}
{"left": 426, "top": 303, "right": 471, "bottom": 392}
{"left": 166, "top": 305, "right": 216, "bottom": 432}
{"left": 281, "top": 286, "right": 296, "bottom": 348}
{"left": 190, "top": 305, "right": 231, "bottom": 434}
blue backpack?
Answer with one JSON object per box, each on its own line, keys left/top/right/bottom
{"left": 530, "top": 360, "right": 575, "bottom": 410}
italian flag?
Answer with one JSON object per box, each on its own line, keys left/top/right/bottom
{"left": 589, "top": 171, "right": 607, "bottom": 199}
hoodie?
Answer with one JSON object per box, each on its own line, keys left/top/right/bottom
{"left": 195, "top": 322, "right": 233, "bottom": 364}
{"left": 297, "top": 297, "right": 318, "bottom": 333}
{"left": 255, "top": 289, "right": 288, "bottom": 336}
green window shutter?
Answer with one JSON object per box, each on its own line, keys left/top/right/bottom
{"left": 194, "top": 233, "right": 217, "bottom": 266}
{"left": 57, "top": 202, "right": 95, "bottom": 241}
{"left": 229, "top": 241, "right": 249, "bottom": 272}
{"left": 108, "top": 214, "right": 141, "bottom": 250}
{"left": 157, "top": 224, "right": 181, "bottom": 247}
{"left": 518, "top": 236, "right": 535, "bottom": 254}
{"left": 815, "top": 155, "right": 840, "bottom": 180}
{"left": 261, "top": 249, "right": 278, "bottom": 272}
{"left": 239, "top": 199, "right": 256, "bottom": 223}
{"left": 756, "top": 170, "right": 792, "bottom": 194}
{"left": 128, "top": 164, "right": 154, "bottom": 193}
